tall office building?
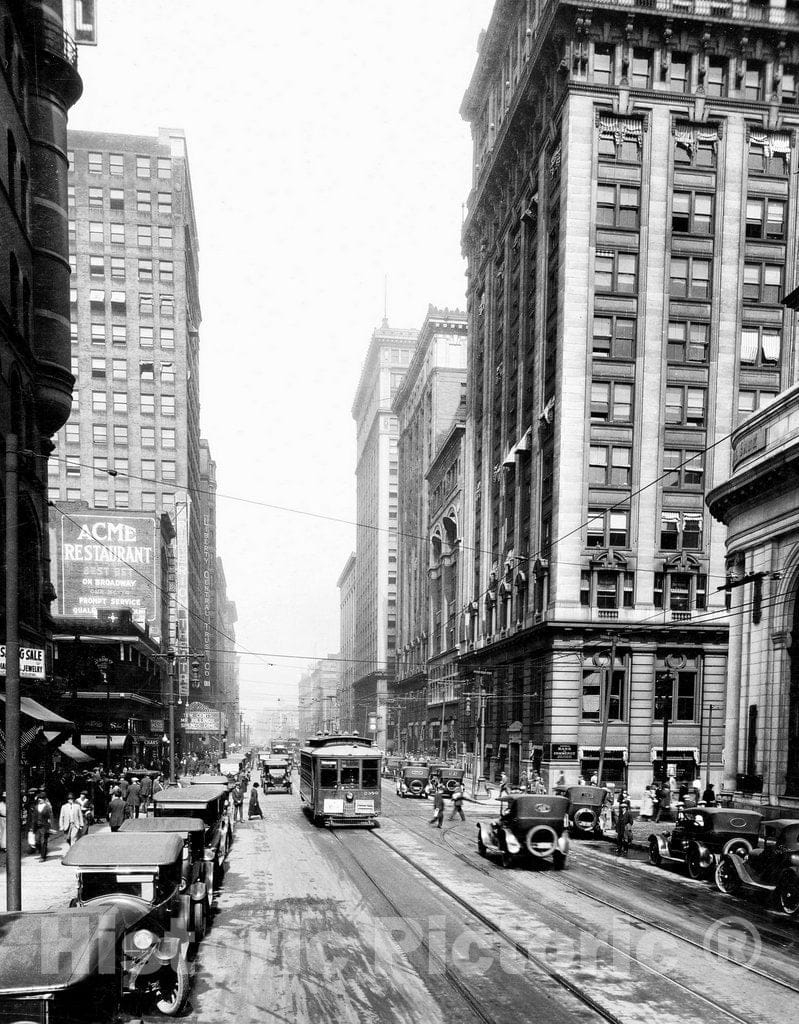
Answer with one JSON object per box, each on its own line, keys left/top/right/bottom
{"left": 337, "top": 552, "right": 356, "bottom": 733}
{"left": 351, "top": 321, "right": 417, "bottom": 748}
{"left": 457, "top": 0, "right": 798, "bottom": 794}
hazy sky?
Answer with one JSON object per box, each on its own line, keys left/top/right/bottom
{"left": 70, "top": 0, "right": 495, "bottom": 719}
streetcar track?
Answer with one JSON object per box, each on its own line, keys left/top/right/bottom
{"left": 376, "top": 801, "right": 795, "bottom": 1024}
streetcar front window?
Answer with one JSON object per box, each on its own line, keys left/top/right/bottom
{"left": 340, "top": 759, "right": 360, "bottom": 786}
{"left": 362, "top": 760, "right": 379, "bottom": 788}
{"left": 320, "top": 760, "right": 338, "bottom": 788}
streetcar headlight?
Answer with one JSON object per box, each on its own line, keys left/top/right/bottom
{"left": 131, "top": 928, "right": 157, "bottom": 950}
{"left": 345, "top": 791, "right": 354, "bottom": 802}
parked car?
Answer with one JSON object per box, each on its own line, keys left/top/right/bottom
{"left": 396, "top": 764, "right": 431, "bottom": 798}
{"left": 435, "top": 766, "right": 465, "bottom": 796}
{"left": 261, "top": 757, "right": 292, "bottom": 794}
{"left": 383, "top": 755, "right": 404, "bottom": 779}
{"left": 715, "top": 818, "right": 799, "bottom": 915}
{"left": 566, "top": 785, "right": 609, "bottom": 838}
{"left": 477, "top": 794, "right": 570, "bottom": 869}
{"left": 649, "top": 806, "right": 762, "bottom": 880}
{"left": 61, "top": 832, "right": 191, "bottom": 1015}
{"left": 152, "top": 783, "right": 232, "bottom": 886}
{"left": 121, "top": 816, "right": 211, "bottom": 940}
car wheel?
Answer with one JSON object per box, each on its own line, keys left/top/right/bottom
{"left": 552, "top": 851, "right": 566, "bottom": 871}
{"left": 155, "top": 958, "right": 190, "bottom": 1016}
{"left": 648, "top": 838, "right": 662, "bottom": 867}
{"left": 192, "top": 900, "right": 205, "bottom": 942}
{"left": 776, "top": 871, "right": 799, "bottom": 916}
{"left": 715, "top": 856, "right": 740, "bottom": 896}
{"left": 686, "top": 845, "right": 707, "bottom": 881}
{"left": 477, "top": 833, "right": 487, "bottom": 858}
{"left": 724, "top": 839, "right": 752, "bottom": 859}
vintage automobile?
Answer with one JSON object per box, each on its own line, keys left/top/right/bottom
{"left": 218, "top": 757, "right": 245, "bottom": 779}
{"left": 152, "top": 783, "right": 232, "bottom": 886}
{"left": 649, "top": 806, "right": 762, "bottom": 880}
{"left": 396, "top": 763, "right": 431, "bottom": 798}
{"left": 477, "top": 794, "right": 570, "bottom": 870}
{"left": 61, "top": 833, "right": 191, "bottom": 1015}
{"left": 121, "top": 817, "right": 211, "bottom": 940}
{"left": 383, "top": 755, "right": 404, "bottom": 779}
{"left": 435, "top": 766, "right": 466, "bottom": 796}
{"left": 261, "top": 757, "right": 292, "bottom": 794}
{"left": 566, "top": 785, "right": 610, "bottom": 838}
{"left": 715, "top": 817, "right": 799, "bottom": 914}
{"left": 186, "top": 772, "right": 235, "bottom": 792}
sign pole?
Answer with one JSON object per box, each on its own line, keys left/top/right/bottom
{"left": 167, "top": 652, "right": 176, "bottom": 785}
{"left": 596, "top": 636, "right": 617, "bottom": 787}
{"left": 5, "top": 435, "right": 22, "bottom": 911}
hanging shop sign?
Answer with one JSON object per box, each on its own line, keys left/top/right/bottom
{"left": 0, "top": 645, "right": 45, "bottom": 679}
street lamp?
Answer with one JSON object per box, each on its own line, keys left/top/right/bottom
{"left": 96, "top": 656, "right": 113, "bottom": 774}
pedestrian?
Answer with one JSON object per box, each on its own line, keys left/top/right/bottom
{"left": 590, "top": 772, "right": 599, "bottom": 786}
{"left": 76, "top": 790, "right": 93, "bottom": 838}
{"left": 58, "top": 793, "right": 84, "bottom": 846}
{"left": 519, "top": 771, "right": 529, "bottom": 793}
{"left": 125, "top": 778, "right": 141, "bottom": 819}
{"left": 616, "top": 800, "right": 634, "bottom": 857}
{"left": 429, "top": 785, "right": 445, "bottom": 828}
{"left": 248, "top": 782, "right": 263, "bottom": 820}
{"left": 152, "top": 773, "right": 164, "bottom": 797}
{"left": 118, "top": 776, "right": 129, "bottom": 800}
{"left": 31, "top": 790, "right": 53, "bottom": 861}
{"left": 532, "top": 774, "right": 546, "bottom": 794}
{"left": 0, "top": 791, "right": 6, "bottom": 852}
{"left": 107, "top": 787, "right": 125, "bottom": 832}
{"left": 702, "top": 782, "right": 717, "bottom": 806}
{"left": 449, "top": 782, "right": 466, "bottom": 822}
{"left": 498, "top": 772, "right": 509, "bottom": 799}
{"left": 640, "top": 786, "right": 655, "bottom": 821}
{"left": 554, "top": 772, "right": 567, "bottom": 792}
{"left": 139, "top": 773, "right": 153, "bottom": 816}
{"left": 232, "top": 782, "right": 244, "bottom": 822}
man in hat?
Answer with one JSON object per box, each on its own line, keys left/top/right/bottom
{"left": 58, "top": 793, "right": 84, "bottom": 846}
{"left": 107, "top": 787, "right": 125, "bottom": 832}
{"left": 125, "top": 777, "right": 141, "bottom": 819}
{"left": 139, "top": 772, "right": 153, "bottom": 816}
{"left": 615, "top": 800, "right": 634, "bottom": 857}
{"left": 31, "top": 790, "right": 53, "bottom": 861}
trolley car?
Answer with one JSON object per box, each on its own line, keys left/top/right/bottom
{"left": 299, "top": 734, "right": 382, "bottom": 826}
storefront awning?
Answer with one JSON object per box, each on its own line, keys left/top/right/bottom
{"left": 0, "top": 695, "right": 73, "bottom": 730}
{"left": 579, "top": 747, "right": 628, "bottom": 761}
{"left": 80, "top": 734, "right": 131, "bottom": 752}
{"left": 651, "top": 747, "right": 699, "bottom": 762}
{"left": 58, "top": 740, "right": 94, "bottom": 763}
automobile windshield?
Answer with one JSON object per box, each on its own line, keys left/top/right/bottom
{"left": 80, "top": 873, "right": 154, "bottom": 902}
{"left": 340, "top": 759, "right": 360, "bottom": 786}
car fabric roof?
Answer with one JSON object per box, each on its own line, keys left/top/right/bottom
{"left": 152, "top": 784, "right": 228, "bottom": 804}
{"left": 119, "top": 816, "right": 205, "bottom": 834}
{"left": 62, "top": 832, "right": 183, "bottom": 867}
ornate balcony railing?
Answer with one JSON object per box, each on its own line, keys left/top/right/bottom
{"left": 35, "top": 21, "right": 78, "bottom": 68}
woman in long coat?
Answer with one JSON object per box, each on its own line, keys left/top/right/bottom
{"left": 248, "top": 782, "right": 263, "bottom": 820}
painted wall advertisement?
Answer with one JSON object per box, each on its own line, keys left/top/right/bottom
{"left": 53, "top": 513, "right": 157, "bottom": 628}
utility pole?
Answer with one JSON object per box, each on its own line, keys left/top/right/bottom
{"left": 705, "top": 703, "right": 714, "bottom": 789}
{"left": 5, "top": 434, "right": 21, "bottom": 911}
{"left": 471, "top": 670, "right": 492, "bottom": 796}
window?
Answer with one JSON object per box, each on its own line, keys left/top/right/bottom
{"left": 112, "top": 392, "right": 127, "bottom": 413}
{"left": 110, "top": 291, "right": 126, "bottom": 314}
{"left": 589, "top": 445, "right": 631, "bottom": 487}
{"left": 88, "top": 186, "right": 103, "bottom": 208}
{"left": 70, "top": 287, "right": 77, "bottom": 308}
{"left": 672, "top": 191, "right": 713, "bottom": 235}
{"left": 595, "top": 251, "right": 637, "bottom": 293}
{"left": 139, "top": 293, "right": 154, "bottom": 315}
{"left": 114, "top": 425, "right": 128, "bottom": 445}
{"left": 654, "top": 571, "right": 708, "bottom": 611}
{"left": 93, "top": 455, "right": 108, "bottom": 474}
{"left": 581, "top": 568, "right": 636, "bottom": 610}
{"left": 737, "top": 388, "right": 778, "bottom": 422}
{"left": 89, "top": 221, "right": 103, "bottom": 244}
{"left": 94, "top": 489, "right": 109, "bottom": 508}
{"left": 89, "top": 289, "right": 104, "bottom": 309}
{"left": 91, "top": 391, "right": 107, "bottom": 413}
{"left": 581, "top": 655, "right": 627, "bottom": 720}
{"left": 157, "top": 226, "right": 172, "bottom": 248}
{"left": 137, "top": 190, "right": 151, "bottom": 213}
{"left": 781, "top": 65, "right": 797, "bottom": 102}
{"left": 590, "top": 380, "right": 633, "bottom": 423}
{"left": 159, "top": 260, "right": 174, "bottom": 285}
{"left": 138, "top": 259, "right": 153, "bottom": 282}
{"left": 669, "top": 256, "right": 711, "bottom": 299}
{"left": 654, "top": 663, "right": 698, "bottom": 722}
{"left": 70, "top": 321, "right": 78, "bottom": 342}
{"left": 142, "top": 492, "right": 156, "bottom": 511}
{"left": 161, "top": 395, "right": 175, "bottom": 416}
{"left": 139, "top": 360, "right": 154, "bottom": 382}
{"left": 140, "top": 326, "right": 154, "bottom": 347}
{"left": 162, "top": 460, "right": 176, "bottom": 481}
{"left": 136, "top": 155, "right": 150, "bottom": 178}
{"left": 66, "top": 455, "right": 80, "bottom": 476}
{"left": 743, "top": 262, "right": 783, "bottom": 304}
{"left": 748, "top": 142, "right": 789, "bottom": 176}
{"left": 160, "top": 327, "right": 174, "bottom": 348}
{"left": 112, "top": 324, "right": 126, "bottom": 345}
{"left": 69, "top": 219, "right": 76, "bottom": 238}
{"left": 596, "top": 184, "right": 639, "bottom": 229}
{"left": 65, "top": 423, "right": 80, "bottom": 444}
{"left": 141, "top": 426, "right": 155, "bottom": 447}
{"left": 157, "top": 157, "right": 172, "bottom": 179}
{"left": 745, "top": 197, "right": 785, "bottom": 239}
{"left": 594, "top": 43, "right": 614, "bottom": 84}
{"left": 90, "top": 322, "right": 105, "bottom": 343}
{"left": 67, "top": 150, "right": 74, "bottom": 171}
{"left": 157, "top": 192, "right": 172, "bottom": 216}
{"left": 669, "top": 53, "right": 691, "bottom": 92}
{"left": 88, "top": 151, "right": 103, "bottom": 174}
{"left": 160, "top": 363, "right": 175, "bottom": 385}
{"left": 109, "top": 153, "right": 124, "bottom": 175}
{"left": 115, "top": 491, "right": 129, "bottom": 509}
{"left": 141, "top": 394, "right": 155, "bottom": 415}
{"left": 66, "top": 488, "right": 81, "bottom": 501}
{"left": 114, "top": 456, "right": 128, "bottom": 477}
{"left": 663, "top": 449, "right": 704, "bottom": 490}
{"left": 667, "top": 321, "right": 709, "bottom": 363}
{"left": 744, "top": 60, "right": 765, "bottom": 100}
{"left": 107, "top": 224, "right": 124, "bottom": 246}
{"left": 740, "top": 327, "right": 781, "bottom": 366}
{"left": 706, "top": 57, "right": 727, "bottom": 97}
{"left": 160, "top": 294, "right": 174, "bottom": 317}
{"left": 587, "top": 508, "right": 630, "bottom": 548}
{"left": 137, "top": 224, "right": 152, "bottom": 246}
{"left": 67, "top": 185, "right": 75, "bottom": 208}
{"left": 91, "top": 357, "right": 106, "bottom": 379}
{"left": 161, "top": 427, "right": 176, "bottom": 449}
{"left": 660, "top": 511, "right": 704, "bottom": 551}
{"left": 665, "top": 385, "right": 705, "bottom": 427}
{"left": 112, "top": 358, "right": 126, "bottom": 380}
{"left": 631, "top": 48, "right": 652, "bottom": 89}
{"left": 141, "top": 458, "right": 156, "bottom": 480}
{"left": 89, "top": 255, "right": 104, "bottom": 278}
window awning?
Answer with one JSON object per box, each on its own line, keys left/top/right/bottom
{"left": 58, "top": 740, "right": 94, "bottom": 763}
{"left": 651, "top": 747, "right": 699, "bottom": 761}
{"left": 0, "top": 695, "right": 73, "bottom": 730}
{"left": 579, "top": 747, "right": 628, "bottom": 761}
{"left": 80, "top": 734, "right": 131, "bottom": 752}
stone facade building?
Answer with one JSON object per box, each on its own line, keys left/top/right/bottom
{"left": 337, "top": 552, "right": 356, "bottom": 734}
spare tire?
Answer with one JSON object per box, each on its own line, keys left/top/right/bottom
{"left": 573, "top": 808, "right": 598, "bottom": 832}
{"left": 409, "top": 780, "right": 423, "bottom": 796}
{"left": 525, "top": 824, "right": 558, "bottom": 858}
{"left": 445, "top": 778, "right": 459, "bottom": 793}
